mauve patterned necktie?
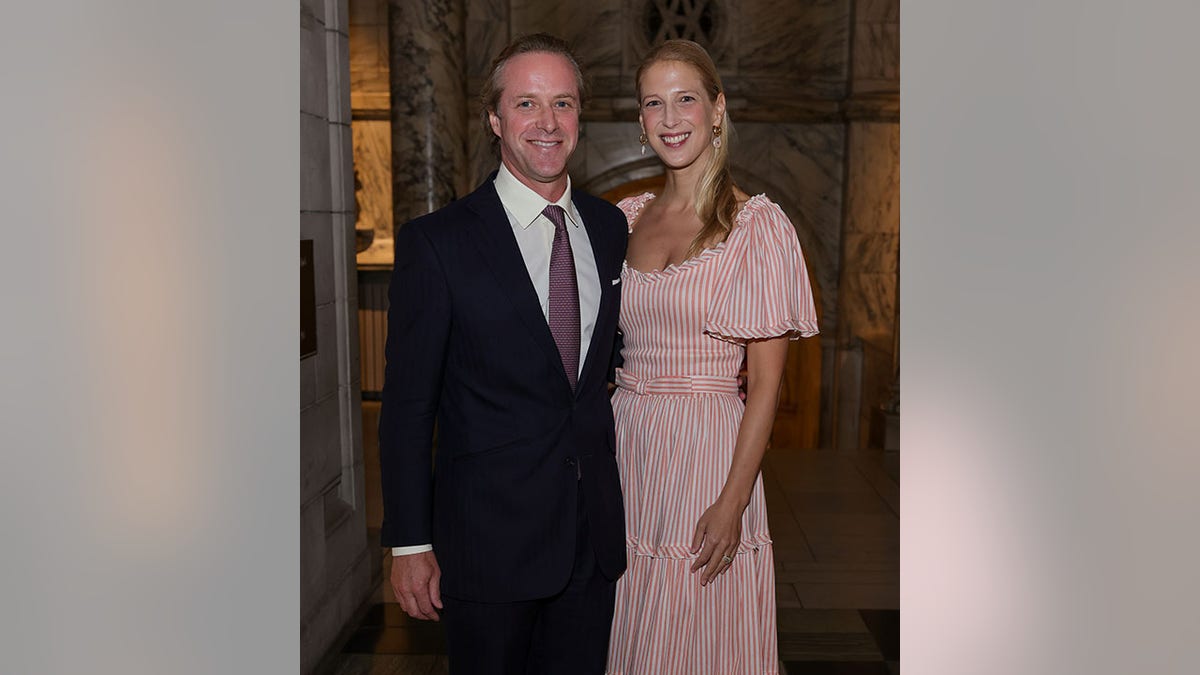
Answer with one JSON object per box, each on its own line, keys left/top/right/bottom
{"left": 543, "top": 204, "right": 579, "bottom": 391}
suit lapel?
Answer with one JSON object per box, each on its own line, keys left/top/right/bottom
{"left": 574, "top": 194, "right": 616, "bottom": 392}
{"left": 464, "top": 179, "right": 572, "bottom": 391}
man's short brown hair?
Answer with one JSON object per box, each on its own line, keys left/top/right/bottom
{"left": 479, "top": 33, "right": 589, "bottom": 156}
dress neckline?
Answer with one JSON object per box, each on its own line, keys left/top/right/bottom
{"left": 622, "top": 193, "right": 768, "bottom": 279}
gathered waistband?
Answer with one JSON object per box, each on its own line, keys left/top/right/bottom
{"left": 614, "top": 369, "right": 739, "bottom": 396}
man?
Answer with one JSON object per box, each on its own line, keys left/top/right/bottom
{"left": 378, "top": 33, "right": 628, "bottom": 674}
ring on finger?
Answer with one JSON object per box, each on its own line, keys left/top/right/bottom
{"left": 721, "top": 554, "right": 734, "bottom": 565}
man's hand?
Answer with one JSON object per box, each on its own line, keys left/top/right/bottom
{"left": 390, "top": 551, "right": 443, "bottom": 621}
{"left": 736, "top": 355, "right": 749, "bottom": 401}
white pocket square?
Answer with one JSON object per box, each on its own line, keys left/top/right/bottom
{"left": 611, "top": 278, "right": 621, "bottom": 286}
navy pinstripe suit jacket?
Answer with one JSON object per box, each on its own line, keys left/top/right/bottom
{"left": 378, "top": 174, "right": 628, "bottom": 602}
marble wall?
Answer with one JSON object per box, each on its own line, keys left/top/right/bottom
{"left": 301, "top": 0, "right": 372, "bottom": 672}
{"left": 388, "top": 0, "right": 469, "bottom": 225}
{"left": 349, "top": 0, "right": 390, "bottom": 110}
{"left": 350, "top": 0, "right": 392, "bottom": 266}
{"left": 836, "top": 0, "right": 898, "bottom": 447}
{"left": 733, "top": 0, "right": 850, "bottom": 99}
{"left": 837, "top": 121, "right": 899, "bottom": 447}
{"left": 348, "top": 0, "right": 900, "bottom": 447}
{"left": 852, "top": 0, "right": 900, "bottom": 96}
{"left": 464, "top": 0, "right": 859, "bottom": 183}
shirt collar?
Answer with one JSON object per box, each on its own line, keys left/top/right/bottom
{"left": 494, "top": 163, "right": 580, "bottom": 230}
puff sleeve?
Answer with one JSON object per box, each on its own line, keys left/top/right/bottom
{"left": 705, "top": 196, "right": 820, "bottom": 343}
{"left": 616, "top": 192, "right": 655, "bottom": 232}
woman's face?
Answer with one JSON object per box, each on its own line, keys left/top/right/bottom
{"left": 638, "top": 60, "right": 726, "bottom": 172}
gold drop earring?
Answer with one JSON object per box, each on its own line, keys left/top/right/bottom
{"left": 639, "top": 131, "right": 648, "bottom": 156}
{"left": 711, "top": 125, "right": 723, "bottom": 149}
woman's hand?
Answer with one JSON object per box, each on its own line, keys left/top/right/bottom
{"left": 687, "top": 338, "right": 787, "bottom": 587}
{"left": 689, "top": 496, "right": 746, "bottom": 586}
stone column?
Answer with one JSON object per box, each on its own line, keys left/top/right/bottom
{"left": 301, "top": 0, "right": 372, "bottom": 671}
{"left": 387, "top": 0, "right": 468, "bottom": 231}
{"left": 832, "top": 0, "right": 900, "bottom": 449}
{"left": 834, "top": 120, "right": 899, "bottom": 451}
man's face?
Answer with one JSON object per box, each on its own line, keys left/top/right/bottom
{"left": 488, "top": 52, "right": 580, "bottom": 201}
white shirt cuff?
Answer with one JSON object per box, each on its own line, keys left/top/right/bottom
{"left": 391, "top": 544, "right": 433, "bottom": 556}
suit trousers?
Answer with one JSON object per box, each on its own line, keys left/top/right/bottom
{"left": 442, "top": 486, "right": 616, "bottom": 675}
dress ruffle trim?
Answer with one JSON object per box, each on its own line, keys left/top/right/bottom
{"left": 705, "top": 318, "right": 821, "bottom": 344}
{"left": 622, "top": 240, "right": 727, "bottom": 280}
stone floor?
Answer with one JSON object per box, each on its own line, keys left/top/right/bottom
{"left": 325, "top": 417, "right": 899, "bottom": 674}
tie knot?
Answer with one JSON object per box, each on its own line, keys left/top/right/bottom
{"left": 542, "top": 204, "right": 568, "bottom": 232}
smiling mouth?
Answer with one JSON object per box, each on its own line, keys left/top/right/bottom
{"left": 529, "top": 140, "right": 560, "bottom": 148}
{"left": 660, "top": 132, "right": 690, "bottom": 147}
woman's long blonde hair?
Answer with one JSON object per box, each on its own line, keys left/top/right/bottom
{"left": 636, "top": 40, "right": 736, "bottom": 257}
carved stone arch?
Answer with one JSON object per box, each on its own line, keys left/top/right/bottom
{"left": 581, "top": 157, "right": 834, "bottom": 326}
{"left": 723, "top": 162, "right": 831, "bottom": 449}
{"left": 725, "top": 161, "right": 835, "bottom": 327}
{"left": 579, "top": 158, "right": 664, "bottom": 200}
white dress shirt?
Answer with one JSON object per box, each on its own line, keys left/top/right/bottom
{"left": 393, "top": 164, "right": 601, "bottom": 557}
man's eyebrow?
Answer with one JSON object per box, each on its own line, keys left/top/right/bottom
{"left": 509, "top": 92, "right": 578, "bottom": 98}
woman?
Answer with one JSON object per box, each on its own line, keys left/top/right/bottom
{"left": 606, "top": 40, "right": 819, "bottom": 674}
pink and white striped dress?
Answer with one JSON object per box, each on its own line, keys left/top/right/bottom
{"left": 606, "top": 193, "right": 819, "bottom": 675}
